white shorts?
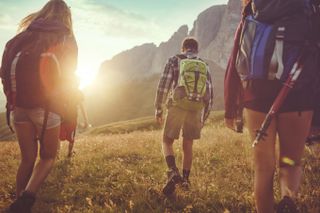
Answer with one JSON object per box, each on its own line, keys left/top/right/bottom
{"left": 13, "top": 107, "right": 61, "bottom": 130}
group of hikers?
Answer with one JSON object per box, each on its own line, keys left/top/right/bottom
{"left": 0, "top": 0, "right": 319, "bottom": 212}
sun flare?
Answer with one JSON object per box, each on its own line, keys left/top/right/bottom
{"left": 76, "top": 64, "right": 99, "bottom": 90}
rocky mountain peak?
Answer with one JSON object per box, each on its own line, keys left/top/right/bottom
{"left": 87, "top": 1, "right": 243, "bottom": 124}
{"left": 99, "top": 1, "right": 243, "bottom": 79}
{"left": 189, "top": 5, "right": 226, "bottom": 50}
{"left": 200, "top": 0, "right": 241, "bottom": 67}
{"left": 228, "top": 0, "right": 242, "bottom": 12}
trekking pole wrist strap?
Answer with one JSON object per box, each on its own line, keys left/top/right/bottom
{"left": 155, "top": 109, "right": 163, "bottom": 117}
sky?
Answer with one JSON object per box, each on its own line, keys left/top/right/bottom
{"left": 0, "top": 0, "right": 228, "bottom": 88}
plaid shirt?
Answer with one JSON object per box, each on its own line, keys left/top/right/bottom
{"left": 155, "top": 53, "right": 214, "bottom": 122}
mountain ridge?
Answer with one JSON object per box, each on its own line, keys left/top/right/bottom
{"left": 99, "top": 0, "right": 241, "bottom": 78}
{"left": 86, "top": 0, "right": 241, "bottom": 125}
{"left": 0, "top": 0, "right": 242, "bottom": 124}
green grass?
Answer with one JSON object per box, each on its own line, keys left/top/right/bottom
{"left": 87, "top": 116, "right": 161, "bottom": 135}
{"left": 0, "top": 112, "right": 319, "bottom": 212}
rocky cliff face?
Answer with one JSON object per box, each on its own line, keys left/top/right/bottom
{"left": 149, "top": 25, "right": 188, "bottom": 74}
{"left": 99, "top": 43, "right": 157, "bottom": 81}
{"left": 200, "top": 0, "right": 241, "bottom": 67}
{"left": 189, "top": 5, "right": 226, "bottom": 51}
{"left": 99, "top": 26, "right": 188, "bottom": 79}
{"left": 88, "top": 0, "right": 242, "bottom": 124}
{"left": 99, "top": 1, "right": 241, "bottom": 79}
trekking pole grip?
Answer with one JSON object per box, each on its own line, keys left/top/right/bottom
{"left": 252, "top": 114, "right": 273, "bottom": 147}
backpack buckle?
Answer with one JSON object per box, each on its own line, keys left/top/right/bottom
{"left": 276, "top": 27, "right": 285, "bottom": 40}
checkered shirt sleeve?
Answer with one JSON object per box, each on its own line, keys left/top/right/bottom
{"left": 154, "top": 58, "right": 175, "bottom": 110}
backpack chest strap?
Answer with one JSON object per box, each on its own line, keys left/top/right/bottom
{"left": 10, "top": 52, "right": 21, "bottom": 94}
{"left": 272, "top": 27, "right": 285, "bottom": 80}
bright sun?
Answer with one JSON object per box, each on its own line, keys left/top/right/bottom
{"left": 76, "top": 64, "right": 98, "bottom": 90}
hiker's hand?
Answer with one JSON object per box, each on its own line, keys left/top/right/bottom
{"left": 225, "top": 118, "right": 243, "bottom": 133}
{"left": 83, "top": 122, "right": 91, "bottom": 129}
{"left": 155, "top": 109, "right": 163, "bottom": 125}
{"left": 80, "top": 122, "right": 91, "bottom": 129}
{"left": 156, "top": 116, "right": 163, "bottom": 125}
{"left": 225, "top": 118, "right": 235, "bottom": 130}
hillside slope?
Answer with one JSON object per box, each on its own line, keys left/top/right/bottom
{"left": 86, "top": 61, "right": 224, "bottom": 127}
{"left": 0, "top": 113, "right": 319, "bottom": 212}
{"left": 0, "top": 112, "right": 15, "bottom": 141}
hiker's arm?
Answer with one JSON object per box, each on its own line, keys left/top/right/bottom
{"left": 224, "top": 21, "right": 243, "bottom": 120}
{"left": 154, "top": 58, "right": 174, "bottom": 115}
{"left": 224, "top": 22, "right": 244, "bottom": 130}
{"left": 79, "top": 102, "right": 90, "bottom": 128}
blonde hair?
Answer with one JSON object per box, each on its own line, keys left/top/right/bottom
{"left": 18, "top": 0, "right": 73, "bottom": 35}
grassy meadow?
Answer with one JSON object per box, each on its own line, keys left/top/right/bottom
{"left": 0, "top": 113, "right": 15, "bottom": 141}
{"left": 0, "top": 112, "right": 319, "bottom": 212}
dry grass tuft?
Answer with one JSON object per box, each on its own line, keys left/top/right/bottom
{"left": 0, "top": 112, "right": 319, "bottom": 212}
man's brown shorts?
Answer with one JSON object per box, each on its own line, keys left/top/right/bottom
{"left": 163, "top": 106, "right": 202, "bottom": 140}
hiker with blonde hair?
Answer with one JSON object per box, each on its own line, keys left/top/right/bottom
{"left": 0, "top": 0, "right": 77, "bottom": 212}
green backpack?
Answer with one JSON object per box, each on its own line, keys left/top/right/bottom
{"left": 173, "top": 55, "right": 208, "bottom": 111}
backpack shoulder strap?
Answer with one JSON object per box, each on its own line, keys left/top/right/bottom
{"left": 175, "top": 54, "right": 187, "bottom": 60}
{"left": 4, "top": 51, "right": 23, "bottom": 134}
{"left": 195, "top": 57, "right": 207, "bottom": 64}
{"left": 39, "top": 107, "right": 49, "bottom": 144}
{"left": 6, "top": 108, "right": 14, "bottom": 133}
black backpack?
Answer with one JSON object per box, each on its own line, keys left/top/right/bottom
{"left": 1, "top": 31, "right": 62, "bottom": 132}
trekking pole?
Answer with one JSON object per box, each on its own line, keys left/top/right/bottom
{"left": 252, "top": 55, "right": 305, "bottom": 147}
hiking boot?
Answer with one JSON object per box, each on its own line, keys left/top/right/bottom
{"left": 162, "top": 168, "right": 182, "bottom": 196}
{"left": 181, "top": 177, "right": 191, "bottom": 191}
{"left": 276, "top": 196, "right": 298, "bottom": 213}
{"left": 8, "top": 191, "right": 36, "bottom": 213}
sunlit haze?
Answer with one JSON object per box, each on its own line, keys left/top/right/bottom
{"left": 0, "top": 0, "right": 228, "bottom": 89}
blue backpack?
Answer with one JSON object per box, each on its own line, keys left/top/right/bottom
{"left": 236, "top": 0, "right": 320, "bottom": 82}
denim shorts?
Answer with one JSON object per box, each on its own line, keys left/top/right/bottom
{"left": 243, "top": 80, "right": 315, "bottom": 113}
{"left": 13, "top": 107, "right": 61, "bottom": 130}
